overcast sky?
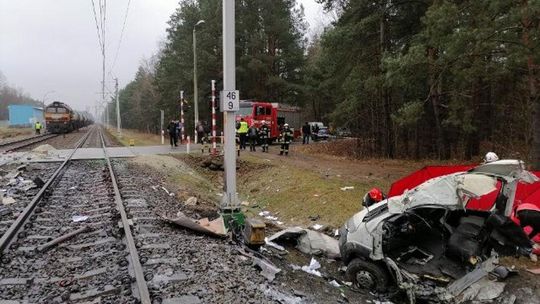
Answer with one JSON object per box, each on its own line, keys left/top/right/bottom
{"left": 0, "top": 0, "right": 331, "bottom": 113}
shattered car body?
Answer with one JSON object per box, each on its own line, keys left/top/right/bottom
{"left": 339, "top": 160, "right": 538, "bottom": 302}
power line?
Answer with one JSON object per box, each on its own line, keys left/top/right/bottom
{"left": 110, "top": 0, "right": 132, "bottom": 72}
{"left": 90, "top": 0, "right": 103, "bottom": 50}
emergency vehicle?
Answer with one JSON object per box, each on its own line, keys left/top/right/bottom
{"left": 236, "top": 100, "right": 302, "bottom": 140}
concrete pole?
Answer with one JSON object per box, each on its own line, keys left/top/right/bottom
{"left": 160, "top": 110, "right": 164, "bottom": 145}
{"left": 211, "top": 80, "right": 217, "bottom": 154}
{"left": 180, "top": 90, "right": 185, "bottom": 142}
{"left": 193, "top": 28, "right": 199, "bottom": 144}
{"left": 222, "top": 0, "right": 238, "bottom": 210}
{"left": 106, "top": 102, "right": 109, "bottom": 129}
{"left": 115, "top": 78, "right": 121, "bottom": 137}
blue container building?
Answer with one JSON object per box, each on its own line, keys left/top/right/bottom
{"left": 8, "top": 104, "right": 44, "bottom": 127}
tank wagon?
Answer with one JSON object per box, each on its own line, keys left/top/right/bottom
{"left": 44, "top": 101, "right": 93, "bottom": 133}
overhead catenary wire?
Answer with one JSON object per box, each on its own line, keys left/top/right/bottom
{"left": 110, "top": 0, "right": 132, "bottom": 72}
{"left": 90, "top": 0, "right": 103, "bottom": 50}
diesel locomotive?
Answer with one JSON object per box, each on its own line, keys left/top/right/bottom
{"left": 44, "top": 101, "right": 93, "bottom": 133}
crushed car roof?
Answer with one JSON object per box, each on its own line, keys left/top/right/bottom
{"left": 387, "top": 159, "right": 538, "bottom": 214}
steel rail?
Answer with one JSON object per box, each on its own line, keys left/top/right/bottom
{"left": 0, "top": 134, "right": 60, "bottom": 152}
{"left": 0, "top": 133, "right": 52, "bottom": 148}
{"left": 98, "top": 129, "right": 151, "bottom": 304}
{"left": 0, "top": 127, "right": 94, "bottom": 253}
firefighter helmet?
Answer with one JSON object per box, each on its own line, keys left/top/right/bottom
{"left": 362, "top": 188, "right": 385, "bottom": 208}
{"left": 284, "top": 123, "right": 289, "bottom": 127}
{"left": 484, "top": 152, "right": 499, "bottom": 163}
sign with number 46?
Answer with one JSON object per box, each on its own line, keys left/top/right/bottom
{"left": 220, "top": 90, "right": 239, "bottom": 112}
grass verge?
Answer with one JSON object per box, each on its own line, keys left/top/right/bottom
{"left": 107, "top": 128, "right": 164, "bottom": 146}
{"left": 0, "top": 127, "right": 34, "bottom": 141}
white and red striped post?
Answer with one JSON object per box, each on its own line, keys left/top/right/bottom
{"left": 180, "top": 90, "right": 185, "bottom": 143}
{"left": 211, "top": 80, "right": 217, "bottom": 155}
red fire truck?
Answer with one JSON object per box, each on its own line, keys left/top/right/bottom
{"left": 236, "top": 100, "right": 302, "bottom": 140}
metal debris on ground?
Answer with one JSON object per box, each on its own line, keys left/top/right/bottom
{"left": 264, "top": 237, "right": 286, "bottom": 251}
{"left": 268, "top": 227, "right": 340, "bottom": 259}
{"left": 72, "top": 215, "right": 89, "bottom": 222}
{"left": 252, "top": 256, "right": 281, "bottom": 282}
{"left": 162, "top": 212, "right": 227, "bottom": 238}
{"left": 37, "top": 226, "right": 91, "bottom": 252}
{"left": 459, "top": 277, "right": 505, "bottom": 302}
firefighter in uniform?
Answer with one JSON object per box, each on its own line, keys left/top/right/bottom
{"left": 248, "top": 123, "right": 259, "bottom": 152}
{"left": 279, "top": 123, "right": 293, "bottom": 155}
{"left": 260, "top": 120, "right": 270, "bottom": 152}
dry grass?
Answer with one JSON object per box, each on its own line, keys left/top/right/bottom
{"left": 174, "top": 153, "right": 392, "bottom": 229}
{"left": 107, "top": 128, "right": 164, "bottom": 146}
{"left": 0, "top": 127, "right": 34, "bottom": 141}
{"left": 238, "top": 156, "right": 388, "bottom": 228}
{"left": 131, "top": 155, "right": 220, "bottom": 205}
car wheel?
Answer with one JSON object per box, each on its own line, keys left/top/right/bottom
{"left": 346, "top": 258, "right": 390, "bottom": 292}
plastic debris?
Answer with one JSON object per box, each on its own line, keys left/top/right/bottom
{"left": 340, "top": 186, "right": 354, "bottom": 191}
{"left": 329, "top": 280, "right": 341, "bottom": 288}
{"left": 72, "top": 215, "right": 89, "bottom": 222}
{"left": 258, "top": 210, "right": 281, "bottom": 223}
{"left": 311, "top": 224, "right": 323, "bottom": 231}
{"left": 300, "top": 258, "right": 322, "bottom": 277}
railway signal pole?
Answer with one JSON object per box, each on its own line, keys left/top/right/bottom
{"left": 115, "top": 78, "right": 121, "bottom": 137}
{"left": 220, "top": 0, "right": 241, "bottom": 226}
{"left": 180, "top": 90, "right": 185, "bottom": 142}
{"left": 211, "top": 80, "right": 217, "bottom": 154}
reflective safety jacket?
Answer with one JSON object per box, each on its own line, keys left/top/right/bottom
{"left": 281, "top": 128, "right": 293, "bottom": 144}
{"left": 35, "top": 122, "right": 42, "bottom": 130}
{"left": 237, "top": 121, "right": 248, "bottom": 134}
{"left": 260, "top": 125, "right": 270, "bottom": 139}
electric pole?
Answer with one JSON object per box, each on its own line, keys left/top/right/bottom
{"left": 221, "top": 0, "right": 239, "bottom": 213}
{"left": 115, "top": 78, "right": 121, "bottom": 137}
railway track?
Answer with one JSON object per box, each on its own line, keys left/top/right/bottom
{"left": 0, "top": 125, "right": 271, "bottom": 303}
{"left": 0, "top": 133, "right": 60, "bottom": 153}
{"left": 0, "top": 126, "right": 150, "bottom": 303}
